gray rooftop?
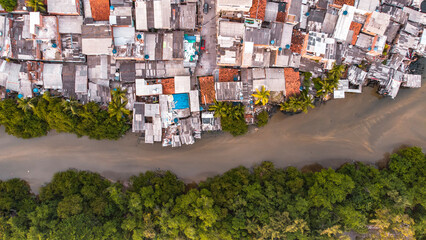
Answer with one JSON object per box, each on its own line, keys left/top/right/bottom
{"left": 58, "top": 16, "right": 83, "bottom": 34}
{"left": 47, "top": 0, "right": 79, "bottom": 14}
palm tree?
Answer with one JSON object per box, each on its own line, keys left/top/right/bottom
{"left": 280, "top": 91, "right": 314, "bottom": 113}
{"left": 252, "top": 86, "right": 270, "bottom": 106}
{"left": 111, "top": 87, "right": 127, "bottom": 103}
{"left": 209, "top": 101, "right": 230, "bottom": 118}
{"left": 108, "top": 100, "right": 130, "bottom": 121}
{"left": 26, "top": 0, "right": 46, "bottom": 12}
{"left": 17, "top": 98, "right": 35, "bottom": 113}
{"left": 299, "top": 90, "right": 315, "bottom": 113}
{"left": 328, "top": 64, "right": 346, "bottom": 81}
{"left": 61, "top": 99, "right": 80, "bottom": 116}
{"left": 316, "top": 80, "right": 335, "bottom": 98}
{"left": 231, "top": 105, "right": 245, "bottom": 120}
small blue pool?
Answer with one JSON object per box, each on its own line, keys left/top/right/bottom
{"left": 172, "top": 93, "right": 190, "bottom": 110}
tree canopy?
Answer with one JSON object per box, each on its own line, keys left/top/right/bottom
{"left": 0, "top": 93, "right": 130, "bottom": 140}
{"left": 0, "top": 147, "right": 424, "bottom": 239}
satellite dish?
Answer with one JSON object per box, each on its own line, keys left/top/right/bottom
{"left": 237, "top": 13, "right": 242, "bottom": 18}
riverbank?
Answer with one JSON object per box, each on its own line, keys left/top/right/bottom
{"left": 0, "top": 85, "right": 425, "bottom": 191}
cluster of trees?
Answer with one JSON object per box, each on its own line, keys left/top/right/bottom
{"left": 315, "top": 64, "right": 346, "bottom": 98}
{"left": 0, "top": 91, "right": 130, "bottom": 140}
{"left": 209, "top": 101, "right": 248, "bottom": 136}
{"left": 0, "top": 147, "right": 424, "bottom": 239}
{"left": 280, "top": 89, "right": 315, "bottom": 114}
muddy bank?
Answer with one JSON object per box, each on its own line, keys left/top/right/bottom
{"left": 0, "top": 85, "right": 425, "bottom": 191}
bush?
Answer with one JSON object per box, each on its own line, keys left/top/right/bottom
{"left": 255, "top": 110, "right": 269, "bottom": 127}
{"left": 221, "top": 116, "right": 248, "bottom": 136}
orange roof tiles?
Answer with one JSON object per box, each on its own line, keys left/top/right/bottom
{"left": 349, "top": 22, "right": 363, "bottom": 45}
{"left": 249, "top": 0, "right": 267, "bottom": 21}
{"left": 159, "top": 78, "right": 175, "bottom": 95}
{"left": 284, "top": 68, "right": 300, "bottom": 97}
{"left": 291, "top": 30, "right": 308, "bottom": 54}
{"left": 89, "top": 0, "right": 110, "bottom": 21}
{"left": 199, "top": 76, "right": 216, "bottom": 105}
{"left": 219, "top": 68, "right": 239, "bottom": 82}
{"left": 333, "top": 0, "right": 355, "bottom": 6}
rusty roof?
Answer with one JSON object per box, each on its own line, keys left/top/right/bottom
{"left": 290, "top": 30, "right": 307, "bottom": 54}
{"left": 284, "top": 68, "right": 300, "bottom": 97}
{"left": 276, "top": 11, "right": 286, "bottom": 22}
{"left": 89, "top": 0, "right": 110, "bottom": 21}
{"left": 249, "top": 0, "right": 267, "bottom": 21}
{"left": 333, "top": 0, "right": 355, "bottom": 6}
{"left": 219, "top": 68, "right": 239, "bottom": 82}
{"left": 158, "top": 78, "right": 175, "bottom": 95}
{"left": 199, "top": 76, "right": 215, "bottom": 105}
{"left": 349, "top": 22, "right": 363, "bottom": 45}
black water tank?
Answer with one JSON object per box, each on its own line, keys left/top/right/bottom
{"left": 421, "top": 0, "right": 426, "bottom": 13}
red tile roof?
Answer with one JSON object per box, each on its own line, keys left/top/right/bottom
{"left": 291, "top": 30, "right": 308, "bottom": 54}
{"left": 349, "top": 22, "right": 363, "bottom": 45}
{"left": 219, "top": 68, "right": 239, "bottom": 82}
{"left": 89, "top": 0, "right": 110, "bottom": 21}
{"left": 158, "top": 78, "right": 175, "bottom": 95}
{"left": 199, "top": 76, "right": 216, "bottom": 105}
{"left": 333, "top": 0, "right": 355, "bottom": 6}
{"left": 249, "top": 0, "right": 267, "bottom": 21}
{"left": 284, "top": 68, "right": 300, "bottom": 97}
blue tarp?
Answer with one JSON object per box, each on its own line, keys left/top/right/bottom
{"left": 172, "top": 93, "right": 190, "bottom": 110}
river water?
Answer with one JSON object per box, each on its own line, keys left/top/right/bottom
{"left": 0, "top": 85, "right": 425, "bottom": 191}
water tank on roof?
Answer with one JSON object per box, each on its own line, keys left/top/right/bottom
{"left": 271, "top": 40, "right": 275, "bottom": 44}
{"left": 285, "top": 44, "right": 290, "bottom": 49}
{"left": 145, "top": 55, "right": 149, "bottom": 59}
{"left": 110, "top": 5, "right": 114, "bottom": 10}
{"left": 343, "top": 10, "right": 348, "bottom": 15}
{"left": 305, "top": 12, "right": 310, "bottom": 16}
{"left": 137, "top": 34, "right": 142, "bottom": 39}
{"left": 6, "top": 89, "right": 10, "bottom": 93}
{"left": 33, "top": 88, "right": 39, "bottom": 93}
{"left": 52, "top": 43, "right": 57, "bottom": 48}
{"left": 112, "top": 49, "right": 117, "bottom": 54}
{"left": 421, "top": 0, "right": 426, "bottom": 12}
{"left": 18, "top": 94, "right": 23, "bottom": 99}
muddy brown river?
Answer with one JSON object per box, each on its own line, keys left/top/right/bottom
{"left": 0, "top": 84, "right": 425, "bottom": 191}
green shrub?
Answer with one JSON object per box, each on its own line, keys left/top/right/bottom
{"left": 255, "top": 110, "right": 269, "bottom": 127}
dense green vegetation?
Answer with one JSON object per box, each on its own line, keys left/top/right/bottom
{"left": 0, "top": 92, "right": 130, "bottom": 140}
{"left": 280, "top": 90, "right": 315, "bottom": 113}
{"left": 0, "top": 147, "right": 424, "bottom": 239}
{"left": 209, "top": 101, "right": 248, "bottom": 136}
{"left": 0, "top": 0, "right": 17, "bottom": 12}
{"left": 255, "top": 110, "right": 269, "bottom": 127}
